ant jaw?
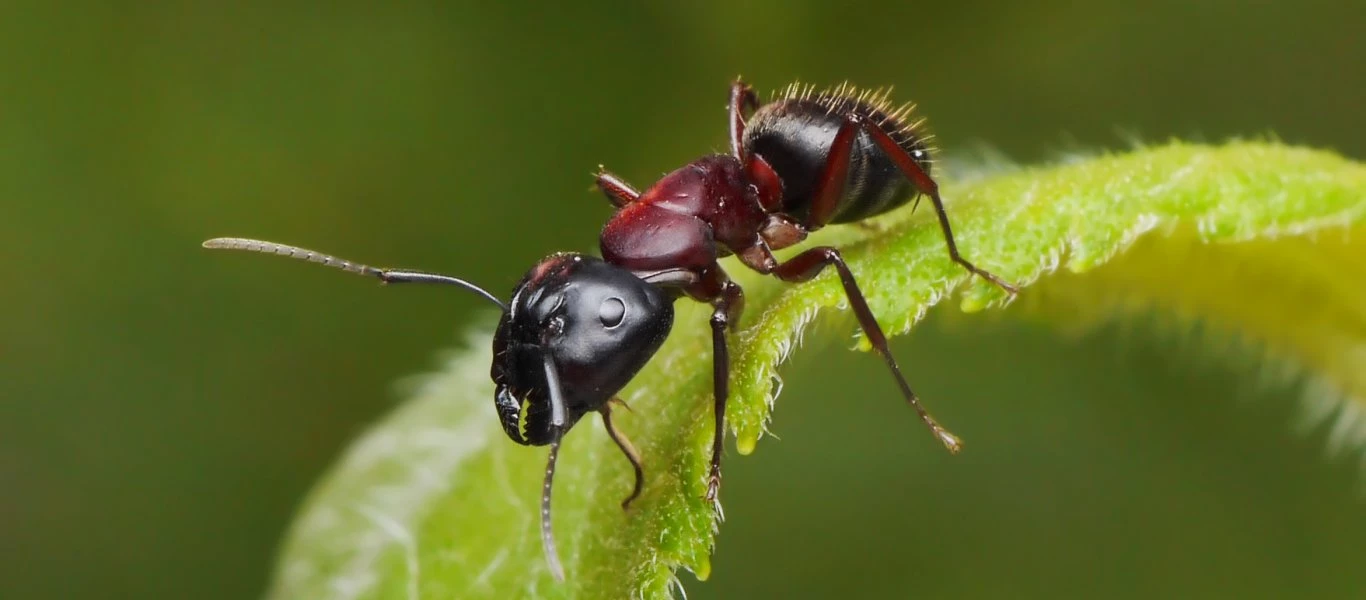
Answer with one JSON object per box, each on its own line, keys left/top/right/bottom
{"left": 704, "top": 476, "right": 722, "bottom": 503}
{"left": 494, "top": 385, "right": 531, "bottom": 445}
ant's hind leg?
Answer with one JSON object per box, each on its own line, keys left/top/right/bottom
{"left": 594, "top": 166, "right": 640, "bottom": 209}
{"left": 847, "top": 114, "right": 1019, "bottom": 295}
{"left": 803, "top": 118, "right": 860, "bottom": 230}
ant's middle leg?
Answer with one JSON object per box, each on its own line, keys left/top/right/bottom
{"left": 769, "top": 245, "right": 964, "bottom": 454}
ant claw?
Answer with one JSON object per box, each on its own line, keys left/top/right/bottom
{"left": 993, "top": 278, "right": 1021, "bottom": 297}
{"left": 704, "top": 475, "right": 722, "bottom": 503}
{"left": 965, "top": 265, "right": 1019, "bottom": 297}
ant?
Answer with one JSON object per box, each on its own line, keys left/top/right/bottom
{"left": 203, "top": 78, "right": 1016, "bottom": 582}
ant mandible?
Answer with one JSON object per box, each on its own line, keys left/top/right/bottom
{"left": 203, "top": 78, "right": 1016, "bottom": 582}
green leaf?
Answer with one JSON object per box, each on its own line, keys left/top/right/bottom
{"left": 267, "top": 141, "right": 1366, "bottom": 600}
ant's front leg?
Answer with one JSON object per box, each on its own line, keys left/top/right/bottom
{"left": 600, "top": 401, "right": 644, "bottom": 509}
{"left": 694, "top": 269, "right": 744, "bottom": 504}
{"left": 594, "top": 166, "right": 640, "bottom": 209}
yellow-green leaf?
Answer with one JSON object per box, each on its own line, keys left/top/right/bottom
{"left": 267, "top": 141, "right": 1366, "bottom": 600}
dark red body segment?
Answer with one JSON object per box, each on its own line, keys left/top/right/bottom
{"left": 600, "top": 202, "right": 716, "bottom": 272}
{"left": 600, "top": 155, "right": 772, "bottom": 275}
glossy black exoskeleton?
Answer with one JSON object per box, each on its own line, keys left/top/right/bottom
{"left": 492, "top": 253, "right": 673, "bottom": 446}
{"left": 201, "top": 239, "right": 669, "bottom": 581}
{"left": 205, "top": 77, "right": 1019, "bottom": 585}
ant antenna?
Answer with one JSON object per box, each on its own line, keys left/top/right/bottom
{"left": 540, "top": 353, "right": 569, "bottom": 581}
{"left": 202, "top": 237, "right": 507, "bottom": 311}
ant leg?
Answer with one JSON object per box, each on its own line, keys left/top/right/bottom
{"left": 729, "top": 78, "right": 760, "bottom": 159}
{"left": 805, "top": 119, "right": 860, "bottom": 230}
{"left": 849, "top": 114, "right": 1019, "bottom": 295}
{"left": 723, "top": 279, "right": 745, "bottom": 333}
{"left": 705, "top": 278, "right": 743, "bottom": 503}
{"left": 772, "top": 246, "right": 964, "bottom": 454}
{"left": 599, "top": 402, "right": 644, "bottom": 510}
{"left": 594, "top": 166, "right": 640, "bottom": 208}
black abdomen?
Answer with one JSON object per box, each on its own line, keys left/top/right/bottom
{"left": 742, "top": 86, "right": 933, "bottom": 225}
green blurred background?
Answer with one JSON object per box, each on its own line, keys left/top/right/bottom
{"left": 3, "top": 1, "right": 1364, "bottom": 598}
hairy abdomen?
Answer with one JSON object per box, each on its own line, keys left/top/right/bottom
{"left": 743, "top": 85, "right": 933, "bottom": 225}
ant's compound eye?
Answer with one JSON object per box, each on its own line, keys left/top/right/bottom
{"left": 598, "top": 296, "right": 625, "bottom": 329}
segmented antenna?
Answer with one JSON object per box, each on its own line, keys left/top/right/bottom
{"left": 203, "top": 237, "right": 383, "bottom": 275}
{"left": 202, "top": 237, "right": 507, "bottom": 310}
{"left": 539, "top": 354, "right": 570, "bottom": 581}
{"left": 541, "top": 437, "right": 566, "bottom": 582}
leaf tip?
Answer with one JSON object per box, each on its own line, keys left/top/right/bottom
{"left": 958, "top": 293, "right": 990, "bottom": 313}
{"left": 692, "top": 556, "right": 713, "bottom": 581}
{"left": 736, "top": 433, "right": 759, "bottom": 455}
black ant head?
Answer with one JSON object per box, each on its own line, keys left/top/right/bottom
{"left": 491, "top": 253, "right": 674, "bottom": 446}
{"left": 200, "top": 239, "right": 673, "bottom": 582}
